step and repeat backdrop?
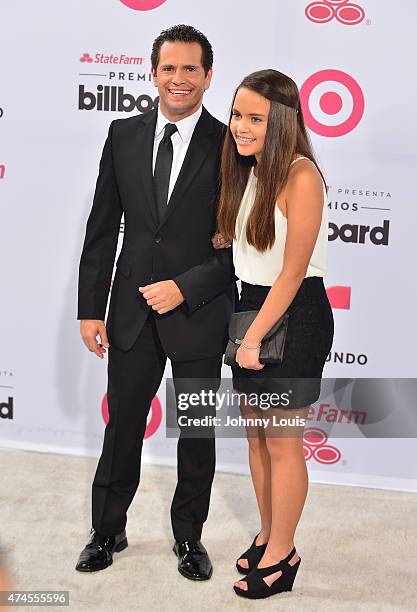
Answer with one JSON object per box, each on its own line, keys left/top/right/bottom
{"left": 1, "top": 0, "right": 416, "bottom": 491}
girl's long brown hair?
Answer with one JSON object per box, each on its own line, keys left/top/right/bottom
{"left": 217, "top": 69, "right": 325, "bottom": 252}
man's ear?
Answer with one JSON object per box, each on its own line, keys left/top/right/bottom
{"left": 204, "top": 68, "right": 213, "bottom": 92}
{"left": 151, "top": 67, "right": 157, "bottom": 86}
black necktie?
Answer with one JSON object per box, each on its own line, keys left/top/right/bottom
{"left": 153, "top": 123, "right": 178, "bottom": 222}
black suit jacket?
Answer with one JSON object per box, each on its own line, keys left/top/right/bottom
{"left": 77, "top": 106, "right": 235, "bottom": 360}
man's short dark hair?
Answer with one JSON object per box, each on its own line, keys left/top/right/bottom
{"left": 151, "top": 24, "right": 213, "bottom": 75}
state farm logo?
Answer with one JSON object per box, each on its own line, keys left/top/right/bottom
{"left": 119, "top": 0, "right": 167, "bottom": 10}
{"left": 80, "top": 52, "right": 144, "bottom": 65}
{"left": 300, "top": 69, "right": 364, "bottom": 137}
{"left": 101, "top": 393, "right": 162, "bottom": 439}
{"left": 80, "top": 53, "right": 93, "bottom": 63}
{"left": 303, "top": 427, "right": 341, "bottom": 464}
{"left": 0, "top": 164, "right": 5, "bottom": 180}
{"left": 306, "top": 0, "right": 365, "bottom": 25}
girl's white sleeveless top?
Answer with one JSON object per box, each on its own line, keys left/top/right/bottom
{"left": 232, "top": 157, "right": 328, "bottom": 287}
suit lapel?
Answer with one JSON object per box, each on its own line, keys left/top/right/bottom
{"left": 135, "top": 109, "right": 159, "bottom": 227}
{"left": 157, "top": 106, "right": 216, "bottom": 230}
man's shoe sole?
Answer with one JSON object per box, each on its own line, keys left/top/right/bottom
{"left": 75, "top": 559, "right": 113, "bottom": 573}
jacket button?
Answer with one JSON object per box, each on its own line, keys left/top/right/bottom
{"left": 155, "top": 236, "right": 162, "bottom": 244}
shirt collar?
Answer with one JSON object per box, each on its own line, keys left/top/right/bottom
{"left": 155, "top": 105, "right": 203, "bottom": 143}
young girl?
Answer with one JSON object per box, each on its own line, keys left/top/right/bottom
{"left": 214, "top": 69, "right": 334, "bottom": 599}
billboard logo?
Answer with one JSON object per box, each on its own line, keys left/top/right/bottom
{"left": 101, "top": 393, "right": 162, "bottom": 439}
{"left": 306, "top": 0, "right": 365, "bottom": 25}
{"left": 79, "top": 85, "right": 158, "bottom": 113}
{"left": 119, "top": 0, "right": 167, "bottom": 10}
{"left": 303, "top": 427, "right": 341, "bottom": 464}
{"left": 329, "top": 220, "right": 389, "bottom": 245}
{"left": 300, "top": 69, "right": 364, "bottom": 137}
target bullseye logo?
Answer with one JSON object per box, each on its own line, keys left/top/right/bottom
{"left": 303, "top": 427, "right": 341, "bottom": 464}
{"left": 101, "top": 393, "right": 162, "bottom": 439}
{"left": 119, "top": 0, "right": 167, "bottom": 10}
{"left": 300, "top": 69, "right": 364, "bottom": 137}
{"left": 306, "top": 0, "right": 365, "bottom": 25}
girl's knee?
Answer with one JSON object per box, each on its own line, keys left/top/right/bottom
{"left": 247, "top": 435, "right": 266, "bottom": 454}
{"left": 265, "top": 436, "right": 304, "bottom": 460}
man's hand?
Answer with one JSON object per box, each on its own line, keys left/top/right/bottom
{"left": 80, "top": 320, "right": 109, "bottom": 359}
{"left": 138, "top": 280, "right": 184, "bottom": 314}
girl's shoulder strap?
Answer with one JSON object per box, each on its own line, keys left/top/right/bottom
{"left": 290, "top": 155, "right": 312, "bottom": 167}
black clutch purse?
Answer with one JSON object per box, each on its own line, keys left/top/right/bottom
{"left": 224, "top": 310, "right": 289, "bottom": 366}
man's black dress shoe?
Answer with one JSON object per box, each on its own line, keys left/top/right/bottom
{"left": 173, "top": 540, "right": 213, "bottom": 580}
{"left": 75, "top": 528, "right": 128, "bottom": 572}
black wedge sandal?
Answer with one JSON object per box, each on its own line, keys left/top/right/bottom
{"left": 233, "top": 546, "right": 301, "bottom": 599}
{"left": 235, "top": 534, "right": 268, "bottom": 575}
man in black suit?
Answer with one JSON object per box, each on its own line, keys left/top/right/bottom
{"left": 75, "top": 25, "right": 234, "bottom": 579}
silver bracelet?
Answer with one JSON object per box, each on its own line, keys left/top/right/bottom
{"left": 241, "top": 340, "right": 261, "bottom": 350}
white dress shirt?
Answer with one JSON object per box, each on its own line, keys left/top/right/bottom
{"left": 152, "top": 105, "right": 203, "bottom": 202}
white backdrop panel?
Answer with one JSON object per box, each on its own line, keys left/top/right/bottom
{"left": 1, "top": 0, "right": 416, "bottom": 491}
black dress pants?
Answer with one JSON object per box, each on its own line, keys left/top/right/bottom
{"left": 91, "top": 311, "right": 222, "bottom": 542}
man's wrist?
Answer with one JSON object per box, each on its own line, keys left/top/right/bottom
{"left": 171, "top": 280, "right": 185, "bottom": 302}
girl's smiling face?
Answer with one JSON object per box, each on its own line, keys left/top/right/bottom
{"left": 230, "top": 87, "right": 270, "bottom": 162}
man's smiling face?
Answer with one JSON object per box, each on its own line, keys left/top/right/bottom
{"left": 152, "top": 41, "right": 212, "bottom": 121}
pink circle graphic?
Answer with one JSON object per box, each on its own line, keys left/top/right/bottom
{"left": 304, "top": 427, "right": 327, "bottom": 446}
{"left": 320, "top": 91, "right": 343, "bottom": 114}
{"left": 101, "top": 393, "right": 162, "bottom": 439}
{"left": 119, "top": 0, "right": 167, "bottom": 10}
{"left": 303, "top": 427, "right": 342, "bottom": 464}
{"left": 303, "top": 445, "right": 313, "bottom": 461}
{"left": 300, "top": 69, "right": 364, "bottom": 137}
{"left": 305, "top": 2, "right": 334, "bottom": 23}
{"left": 101, "top": 395, "right": 109, "bottom": 424}
{"left": 336, "top": 4, "right": 365, "bottom": 24}
{"left": 306, "top": 0, "right": 364, "bottom": 25}
{"left": 144, "top": 395, "right": 163, "bottom": 439}
{"left": 314, "top": 445, "right": 342, "bottom": 464}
